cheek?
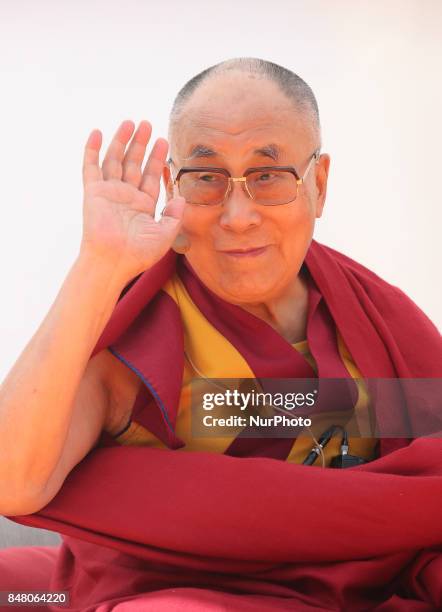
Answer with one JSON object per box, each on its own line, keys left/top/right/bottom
{"left": 181, "top": 208, "right": 218, "bottom": 250}
{"left": 273, "top": 204, "right": 316, "bottom": 251}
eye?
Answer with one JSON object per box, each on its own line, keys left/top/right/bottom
{"left": 255, "top": 172, "right": 278, "bottom": 182}
{"left": 194, "top": 172, "right": 225, "bottom": 183}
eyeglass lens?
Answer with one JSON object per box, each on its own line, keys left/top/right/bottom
{"left": 178, "top": 170, "right": 299, "bottom": 206}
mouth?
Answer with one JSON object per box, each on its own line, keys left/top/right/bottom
{"left": 218, "top": 246, "right": 269, "bottom": 258}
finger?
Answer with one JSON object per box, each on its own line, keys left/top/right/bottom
{"left": 122, "top": 121, "right": 152, "bottom": 187}
{"left": 102, "top": 120, "right": 135, "bottom": 181}
{"left": 139, "top": 137, "right": 169, "bottom": 204}
{"left": 82, "top": 129, "right": 103, "bottom": 186}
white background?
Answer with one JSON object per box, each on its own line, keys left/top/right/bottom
{"left": 0, "top": 0, "right": 441, "bottom": 379}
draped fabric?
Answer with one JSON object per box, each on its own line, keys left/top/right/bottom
{"left": 111, "top": 268, "right": 376, "bottom": 464}
{"left": 6, "top": 239, "right": 442, "bottom": 611}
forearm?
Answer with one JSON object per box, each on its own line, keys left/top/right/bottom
{"left": 0, "top": 250, "right": 128, "bottom": 494}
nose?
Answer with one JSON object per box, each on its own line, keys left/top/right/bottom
{"left": 218, "top": 180, "right": 262, "bottom": 232}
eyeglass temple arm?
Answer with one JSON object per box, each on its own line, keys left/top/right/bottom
{"left": 299, "top": 150, "right": 321, "bottom": 183}
{"left": 166, "top": 157, "right": 178, "bottom": 183}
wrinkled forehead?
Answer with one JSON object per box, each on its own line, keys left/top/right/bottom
{"left": 170, "top": 108, "right": 316, "bottom": 166}
{"left": 169, "top": 74, "right": 318, "bottom": 164}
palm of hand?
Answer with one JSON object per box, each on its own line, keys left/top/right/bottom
{"left": 80, "top": 120, "right": 185, "bottom": 276}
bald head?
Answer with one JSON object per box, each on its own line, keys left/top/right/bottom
{"left": 168, "top": 57, "right": 321, "bottom": 147}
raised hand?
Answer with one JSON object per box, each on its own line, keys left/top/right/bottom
{"left": 79, "top": 120, "right": 185, "bottom": 280}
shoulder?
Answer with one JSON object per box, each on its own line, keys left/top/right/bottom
{"left": 311, "top": 240, "right": 441, "bottom": 374}
{"left": 313, "top": 241, "right": 399, "bottom": 289}
{"left": 312, "top": 240, "right": 438, "bottom": 326}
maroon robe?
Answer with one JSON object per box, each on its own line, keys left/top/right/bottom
{"left": 3, "top": 239, "right": 442, "bottom": 611}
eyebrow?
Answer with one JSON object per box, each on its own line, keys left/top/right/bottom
{"left": 183, "top": 143, "right": 281, "bottom": 162}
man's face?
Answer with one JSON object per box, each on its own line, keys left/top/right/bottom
{"left": 164, "top": 71, "right": 330, "bottom": 305}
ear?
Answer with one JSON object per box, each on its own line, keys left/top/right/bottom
{"left": 162, "top": 164, "right": 174, "bottom": 200}
{"left": 314, "top": 154, "right": 330, "bottom": 218}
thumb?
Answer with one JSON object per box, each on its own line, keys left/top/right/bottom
{"left": 160, "top": 196, "right": 186, "bottom": 221}
{"left": 158, "top": 196, "right": 186, "bottom": 237}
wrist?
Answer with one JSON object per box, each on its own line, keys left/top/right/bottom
{"left": 74, "top": 246, "right": 135, "bottom": 296}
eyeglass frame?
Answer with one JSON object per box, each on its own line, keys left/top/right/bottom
{"left": 166, "top": 149, "right": 321, "bottom": 207}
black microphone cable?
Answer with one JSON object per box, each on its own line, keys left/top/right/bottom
{"left": 303, "top": 425, "right": 368, "bottom": 468}
{"left": 302, "top": 425, "right": 344, "bottom": 466}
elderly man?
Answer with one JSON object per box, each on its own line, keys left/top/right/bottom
{"left": 1, "top": 58, "right": 441, "bottom": 611}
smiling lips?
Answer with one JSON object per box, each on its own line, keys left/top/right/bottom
{"left": 220, "top": 246, "right": 269, "bottom": 257}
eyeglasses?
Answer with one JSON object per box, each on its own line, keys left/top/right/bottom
{"left": 167, "top": 150, "right": 320, "bottom": 207}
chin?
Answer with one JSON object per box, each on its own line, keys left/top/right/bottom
{"left": 216, "top": 273, "right": 279, "bottom": 304}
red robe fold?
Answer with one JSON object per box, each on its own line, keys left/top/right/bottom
{"left": 6, "top": 239, "right": 442, "bottom": 611}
